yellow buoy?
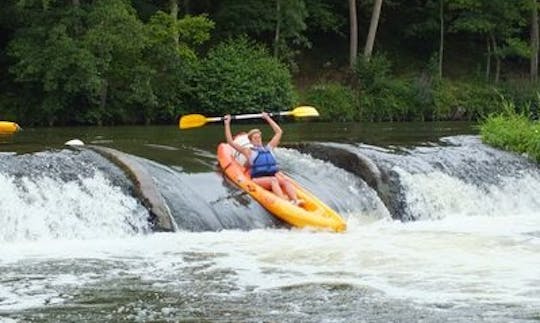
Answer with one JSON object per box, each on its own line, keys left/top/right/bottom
{"left": 0, "top": 121, "right": 22, "bottom": 135}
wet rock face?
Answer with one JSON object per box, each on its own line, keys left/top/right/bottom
{"left": 85, "top": 145, "right": 175, "bottom": 232}
{"left": 289, "top": 136, "right": 540, "bottom": 222}
{"left": 0, "top": 149, "right": 133, "bottom": 194}
{"left": 291, "top": 143, "right": 380, "bottom": 189}
{"left": 0, "top": 149, "right": 153, "bottom": 240}
{"left": 0, "top": 148, "right": 174, "bottom": 232}
{"left": 288, "top": 143, "right": 406, "bottom": 221}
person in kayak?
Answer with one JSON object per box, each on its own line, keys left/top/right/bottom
{"left": 224, "top": 112, "right": 302, "bottom": 205}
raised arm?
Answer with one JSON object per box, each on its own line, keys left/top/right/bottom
{"left": 224, "top": 115, "right": 250, "bottom": 158}
{"left": 263, "top": 112, "right": 283, "bottom": 149}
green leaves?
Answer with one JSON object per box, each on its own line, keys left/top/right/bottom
{"left": 503, "top": 37, "right": 530, "bottom": 59}
{"left": 448, "top": 0, "right": 529, "bottom": 48}
{"left": 354, "top": 53, "right": 392, "bottom": 89}
{"left": 213, "top": 0, "right": 309, "bottom": 66}
{"left": 305, "top": 83, "right": 356, "bottom": 121}
{"left": 177, "top": 15, "right": 214, "bottom": 46}
{"left": 5, "top": 0, "right": 213, "bottom": 125}
{"left": 2, "top": 0, "right": 539, "bottom": 125}
{"left": 481, "top": 97, "right": 540, "bottom": 162}
{"left": 192, "top": 37, "right": 294, "bottom": 116}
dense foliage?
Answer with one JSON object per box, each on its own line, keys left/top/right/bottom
{"left": 305, "top": 83, "right": 356, "bottom": 121}
{"left": 481, "top": 97, "right": 540, "bottom": 162}
{"left": 0, "top": 0, "right": 539, "bottom": 125}
{"left": 191, "top": 37, "right": 294, "bottom": 116}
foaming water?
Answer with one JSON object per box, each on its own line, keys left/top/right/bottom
{"left": 397, "top": 169, "right": 540, "bottom": 221}
{"left": 1, "top": 134, "right": 540, "bottom": 321}
{"left": 0, "top": 171, "right": 150, "bottom": 242}
{"left": 1, "top": 217, "right": 539, "bottom": 319}
{"left": 276, "top": 148, "right": 390, "bottom": 220}
{"left": 133, "top": 147, "right": 387, "bottom": 231}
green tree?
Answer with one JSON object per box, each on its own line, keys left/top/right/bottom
{"left": 364, "top": 0, "right": 383, "bottom": 60}
{"left": 8, "top": 2, "right": 100, "bottom": 125}
{"left": 83, "top": 0, "right": 152, "bottom": 124}
{"left": 212, "top": 0, "right": 308, "bottom": 68}
{"left": 7, "top": 0, "right": 212, "bottom": 125}
{"left": 304, "top": 0, "right": 345, "bottom": 34}
{"left": 143, "top": 11, "right": 214, "bottom": 121}
{"left": 448, "top": 0, "right": 529, "bottom": 82}
{"left": 348, "top": 0, "right": 358, "bottom": 68}
{"left": 530, "top": 0, "right": 539, "bottom": 81}
{"left": 192, "top": 37, "right": 294, "bottom": 115}
{"left": 402, "top": 0, "right": 448, "bottom": 79}
{"left": 273, "top": 0, "right": 308, "bottom": 67}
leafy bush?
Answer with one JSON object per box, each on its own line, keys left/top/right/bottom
{"left": 143, "top": 12, "right": 214, "bottom": 123}
{"left": 191, "top": 37, "right": 294, "bottom": 116}
{"left": 357, "top": 77, "right": 419, "bottom": 122}
{"left": 354, "top": 54, "right": 429, "bottom": 121}
{"left": 528, "top": 123, "right": 540, "bottom": 161}
{"left": 354, "top": 53, "right": 392, "bottom": 88}
{"left": 481, "top": 96, "right": 540, "bottom": 162}
{"left": 433, "top": 80, "right": 499, "bottom": 120}
{"left": 304, "top": 83, "right": 356, "bottom": 121}
{"left": 411, "top": 74, "right": 435, "bottom": 117}
{"left": 497, "top": 81, "right": 540, "bottom": 117}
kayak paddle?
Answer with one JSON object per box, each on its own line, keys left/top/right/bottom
{"left": 179, "top": 106, "right": 319, "bottom": 129}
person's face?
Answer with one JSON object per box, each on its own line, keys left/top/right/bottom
{"left": 250, "top": 132, "right": 262, "bottom": 145}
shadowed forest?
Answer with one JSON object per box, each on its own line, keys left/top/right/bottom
{"left": 0, "top": 0, "right": 539, "bottom": 126}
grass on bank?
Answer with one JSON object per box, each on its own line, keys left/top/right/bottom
{"left": 480, "top": 97, "right": 540, "bottom": 162}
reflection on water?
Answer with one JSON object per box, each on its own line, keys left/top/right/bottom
{"left": 0, "top": 122, "right": 476, "bottom": 172}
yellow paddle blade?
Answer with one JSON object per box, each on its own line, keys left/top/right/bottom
{"left": 178, "top": 106, "right": 318, "bottom": 129}
{"left": 179, "top": 114, "right": 208, "bottom": 129}
{"left": 290, "top": 106, "right": 319, "bottom": 118}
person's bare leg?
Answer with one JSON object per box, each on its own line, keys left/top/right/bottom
{"left": 280, "top": 178, "right": 297, "bottom": 201}
{"left": 270, "top": 177, "right": 286, "bottom": 199}
{"left": 252, "top": 176, "right": 272, "bottom": 190}
{"left": 252, "top": 176, "right": 286, "bottom": 199}
{"left": 277, "top": 174, "right": 303, "bottom": 205}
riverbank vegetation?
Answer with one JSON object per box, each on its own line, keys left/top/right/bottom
{"left": 481, "top": 97, "right": 540, "bottom": 162}
{"left": 0, "top": 1, "right": 539, "bottom": 126}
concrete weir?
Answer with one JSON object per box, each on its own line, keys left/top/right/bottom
{"left": 67, "top": 141, "right": 175, "bottom": 232}
{"left": 289, "top": 142, "right": 405, "bottom": 220}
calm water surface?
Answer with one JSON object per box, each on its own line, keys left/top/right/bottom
{"left": 0, "top": 121, "right": 477, "bottom": 170}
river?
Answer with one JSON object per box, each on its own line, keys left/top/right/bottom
{"left": 1, "top": 122, "right": 539, "bottom": 322}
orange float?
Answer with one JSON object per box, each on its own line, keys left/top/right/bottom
{"left": 0, "top": 121, "right": 21, "bottom": 135}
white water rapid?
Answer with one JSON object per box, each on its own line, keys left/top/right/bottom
{"left": 1, "top": 141, "right": 539, "bottom": 322}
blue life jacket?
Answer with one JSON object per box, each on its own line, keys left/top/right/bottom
{"left": 250, "top": 146, "right": 279, "bottom": 178}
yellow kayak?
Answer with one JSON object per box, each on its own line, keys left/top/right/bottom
{"left": 217, "top": 134, "right": 346, "bottom": 232}
{"left": 0, "top": 121, "right": 21, "bottom": 135}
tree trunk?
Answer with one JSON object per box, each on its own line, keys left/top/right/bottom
{"left": 349, "top": 0, "right": 358, "bottom": 68}
{"left": 438, "top": 0, "right": 444, "bottom": 79}
{"left": 274, "top": 0, "right": 281, "bottom": 58}
{"left": 486, "top": 37, "right": 491, "bottom": 81}
{"left": 531, "top": 0, "right": 539, "bottom": 81}
{"left": 170, "top": 0, "right": 179, "bottom": 47}
{"left": 72, "top": 0, "right": 80, "bottom": 5}
{"left": 491, "top": 34, "right": 501, "bottom": 83}
{"left": 364, "top": 0, "right": 383, "bottom": 60}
